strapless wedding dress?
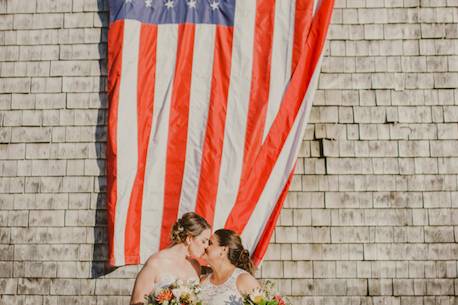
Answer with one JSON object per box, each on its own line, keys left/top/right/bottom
{"left": 154, "top": 274, "right": 178, "bottom": 289}
{"left": 200, "top": 268, "right": 247, "bottom": 305}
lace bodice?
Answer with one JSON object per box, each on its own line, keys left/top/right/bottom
{"left": 200, "top": 268, "right": 247, "bottom": 305}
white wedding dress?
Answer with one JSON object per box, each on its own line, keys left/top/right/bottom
{"left": 154, "top": 274, "right": 177, "bottom": 289}
{"left": 200, "top": 268, "right": 247, "bottom": 305}
{"left": 153, "top": 274, "right": 200, "bottom": 289}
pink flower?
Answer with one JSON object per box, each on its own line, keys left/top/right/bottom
{"left": 273, "top": 294, "right": 286, "bottom": 305}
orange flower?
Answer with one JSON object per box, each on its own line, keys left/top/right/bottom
{"left": 155, "top": 289, "right": 173, "bottom": 303}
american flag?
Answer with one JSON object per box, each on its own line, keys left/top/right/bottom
{"left": 106, "top": 0, "right": 334, "bottom": 267}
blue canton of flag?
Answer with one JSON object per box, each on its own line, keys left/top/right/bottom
{"left": 110, "top": 0, "right": 236, "bottom": 26}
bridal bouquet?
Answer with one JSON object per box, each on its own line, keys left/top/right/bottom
{"left": 145, "top": 279, "right": 202, "bottom": 305}
{"left": 243, "top": 280, "right": 290, "bottom": 305}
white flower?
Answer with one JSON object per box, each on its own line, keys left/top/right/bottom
{"left": 153, "top": 287, "right": 164, "bottom": 295}
{"left": 188, "top": 279, "right": 199, "bottom": 287}
{"left": 194, "top": 286, "right": 201, "bottom": 294}
{"left": 249, "top": 287, "right": 267, "bottom": 304}
{"left": 172, "top": 285, "right": 193, "bottom": 298}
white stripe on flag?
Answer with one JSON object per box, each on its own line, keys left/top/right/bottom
{"left": 178, "top": 24, "right": 216, "bottom": 217}
{"left": 313, "top": 0, "right": 321, "bottom": 16}
{"left": 242, "top": 55, "right": 324, "bottom": 253}
{"left": 212, "top": 0, "right": 257, "bottom": 229}
{"left": 140, "top": 25, "right": 179, "bottom": 261}
{"left": 114, "top": 19, "right": 141, "bottom": 265}
{"left": 263, "top": 0, "right": 296, "bottom": 142}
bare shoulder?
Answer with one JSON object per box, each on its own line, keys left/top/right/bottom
{"left": 144, "top": 252, "right": 162, "bottom": 269}
{"left": 236, "top": 272, "right": 260, "bottom": 295}
{"left": 147, "top": 247, "right": 177, "bottom": 266}
{"left": 135, "top": 254, "right": 161, "bottom": 285}
{"left": 130, "top": 254, "right": 162, "bottom": 304}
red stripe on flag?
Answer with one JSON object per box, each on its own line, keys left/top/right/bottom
{"left": 160, "top": 24, "right": 196, "bottom": 249}
{"left": 195, "top": 26, "right": 234, "bottom": 227}
{"left": 292, "top": 0, "right": 314, "bottom": 72}
{"left": 240, "top": 0, "right": 276, "bottom": 191}
{"left": 251, "top": 167, "right": 295, "bottom": 266}
{"left": 225, "top": 0, "right": 334, "bottom": 234}
{"left": 124, "top": 24, "right": 158, "bottom": 264}
{"left": 107, "top": 20, "right": 124, "bottom": 267}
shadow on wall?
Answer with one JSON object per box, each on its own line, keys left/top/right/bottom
{"left": 92, "top": 0, "right": 114, "bottom": 278}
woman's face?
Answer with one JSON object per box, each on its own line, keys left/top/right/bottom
{"left": 202, "top": 234, "right": 226, "bottom": 264}
{"left": 187, "top": 228, "right": 211, "bottom": 258}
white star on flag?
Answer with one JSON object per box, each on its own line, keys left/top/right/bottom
{"left": 187, "top": 0, "right": 197, "bottom": 8}
{"left": 145, "top": 0, "right": 153, "bottom": 7}
{"left": 209, "top": 0, "right": 219, "bottom": 10}
{"left": 164, "top": 0, "right": 174, "bottom": 9}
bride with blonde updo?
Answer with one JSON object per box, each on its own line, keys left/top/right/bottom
{"left": 130, "top": 212, "right": 211, "bottom": 305}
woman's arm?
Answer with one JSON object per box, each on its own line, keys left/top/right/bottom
{"left": 236, "top": 272, "right": 261, "bottom": 296}
{"left": 130, "top": 259, "right": 157, "bottom": 305}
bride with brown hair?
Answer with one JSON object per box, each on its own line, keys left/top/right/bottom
{"left": 200, "top": 229, "right": 261, "bottom": 305}
{"left": 129, "top": 212, "right": 211, "bottom": 305}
